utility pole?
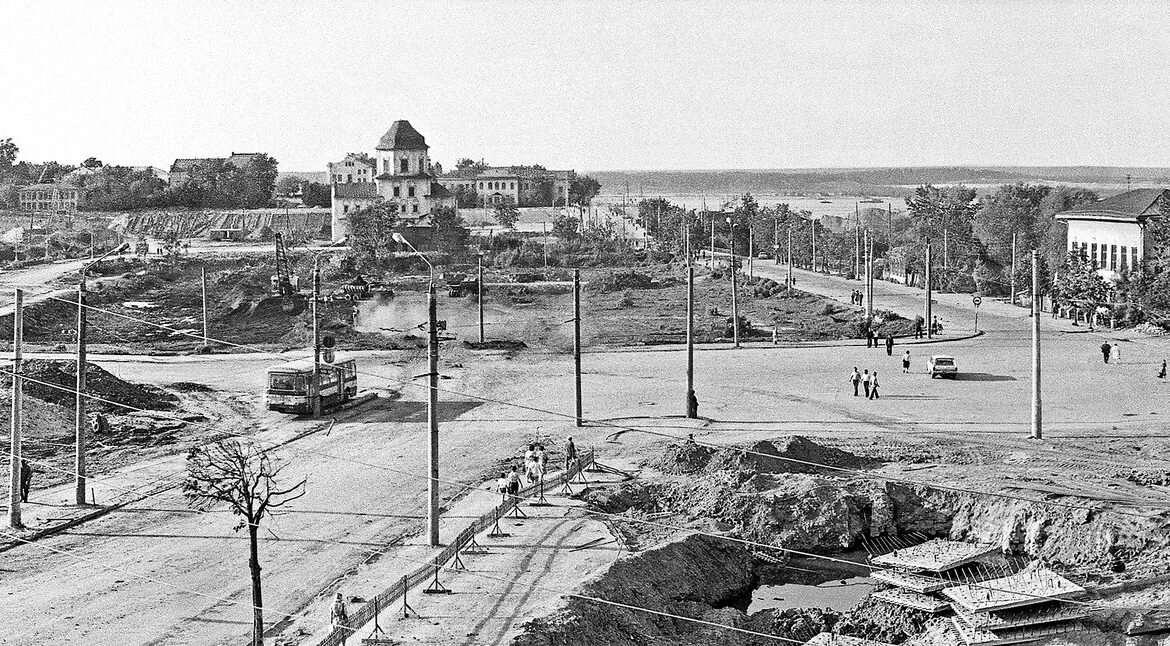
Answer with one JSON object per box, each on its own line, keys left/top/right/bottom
{"left": 925, "top": 241, "right": 933, "bottom": 339}
{"left": 311, "top": 258, "right": 321, "bottom": 418}
{"left": 709, "top": 211, "right": 715, "bottom": 263}
{"left": 887, "top": 203, "right": 893, "bottom": 242}
{"left": 1010, "top": 232, "right": 1018, "bottom": 306}
{"left": 855, "top": 204, "right": 861, "bottom": 279}
{"left": 810, "top": 217, "right": 817, "bottom": 272}
{"left": 573, "top": 269, "right": 582, "bottom": 427}
{"left": 685, "top": 263, "right": 696, "bottom": 418}
{"left": 943, "top": 227, "right": 949, "bottom": 272}
{"left": 787, "top": 225, "right": 793, "bottom": 296}
{"left": 730, "top": 217, "right": 740, "bottom": 348}
{"left": 427, "top": 282, "right": 440, "bottom": 546}
{"left": 773, "top": 219, "right": 779, "bottom": 265}
{"left": 75, "top": 278, "right": 87, "bottom": 506}
{"left": 748, "top": 224, "right": 754, "bottom": 281}
{"left": 8, "top": 289, "right": 23, "bottom": 528}
{"left": 477, "top": 255, "right": 484, "bottom": 342}
{"left": 1031, "top": 249, "right": 1042, "bottom": 440}
{"left": 201, "top": 266, "right": 209, "bottom": 348}
{"left": 866, "top": 237, "right": 874, "bottom": 321}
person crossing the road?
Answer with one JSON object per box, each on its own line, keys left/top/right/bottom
{"left": 902, "top": 350, "right": 911, "bottom": 373}
{"left": 1159, "top": 359, "right": 1167, "bottom": 379}
{"left": 849, "top": 367, "right": 862, "bottom": 396}
{"left": 1101, "top": 342, "right": 1112, "bottom": 364}
{"left": 862, "top": 369, "right": 872, "bottom": 398}
{"left": 868, "top": 372, "right": 881, "bottom": 399}
{"left": 885, "top": 334, "right": 894, "bottom": 356}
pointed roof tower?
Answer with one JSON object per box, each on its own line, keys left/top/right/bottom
{"left": 376, "top": 120, "right": 428, "bottom": 151}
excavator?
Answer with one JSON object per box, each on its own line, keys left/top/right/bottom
{"left": 270, "top": 233, "right": 305, "bottom": 312}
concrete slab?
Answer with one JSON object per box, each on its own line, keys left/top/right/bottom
{"left": 872, "top": 588, "right": 952, "bottom": 613}
{"left": 871, "top": 539, "right": 998, "bottom": 574}
{"left": 805, "top": 633, "right": 897, "bottom": 646}
{"left": 942, "top": 567, "right": 1084, "bottom": 614}
{"left": 953, "top": 602, "right": 1088, "bottom": 630}
{"left": 951, "top": 614, "right": 1084, "bottom": 646}
{"left": 871, "top": 568, "right": 949, "bottom": 593}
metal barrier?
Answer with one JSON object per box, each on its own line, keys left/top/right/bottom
{"left": 312, "top": 449, "right": 596, "bottom": 646}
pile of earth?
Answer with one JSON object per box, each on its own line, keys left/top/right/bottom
{"left": 0, "top": 359, "right": 178, "bottom": 413}
{"left": 654, "top": 436, "right": 881, "bottom": 476}
{"left": 599, "top": 437, "right": 1170, "bottom": 573}
{"left": 511, "top": 532, "right": 930, "bottom": 646}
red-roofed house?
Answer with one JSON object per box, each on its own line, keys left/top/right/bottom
{"left": 1055, "top": 188, "right": 1170, "bottom": 280}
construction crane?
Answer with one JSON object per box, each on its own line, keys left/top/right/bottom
{"left": 271, "top": 232, "right": 301, "bottom": 296}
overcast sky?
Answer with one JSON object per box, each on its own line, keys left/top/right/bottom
{"left": 3, "top": 1, "right": 1168, "bottom": 172}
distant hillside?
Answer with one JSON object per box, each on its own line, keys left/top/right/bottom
{"left": 589, "top": 166, "right": 1170, "bottom": 197}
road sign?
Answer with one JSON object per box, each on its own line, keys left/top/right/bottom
{"left": 972, "top": 295, "right": 982, "bottom": 307}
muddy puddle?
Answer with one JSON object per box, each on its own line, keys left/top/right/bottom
{"left": 736, "top": 552, "right": 876, "bottom": 614}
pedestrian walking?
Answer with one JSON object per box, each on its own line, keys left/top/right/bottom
{"left": 1113, "top": 343, "right": 1122, "bottom": 364}
{"left": 506, "top": 466, "right": 521, "bottom": 498}
{"left": 914, "top": 316, "right": 924, "bottom": 339}
{"left": 862, "top": 369, "right": 871, "bottom": 398}
{"left": 536, "top": 444, "right": 547, "bottom": 471}
{"left": 885, "top": 334, "right": 894, "bottom": 356}
{"left": 524, "top": 443, "right": 537, "bottom": 480}
{"left": 564, "top": 436, "right": 578, "bottom": 470}
{"left": 1159, "top": 359, "right": 1166, "bottom": 379}
{"left": 902, "top": 350, "right": 911, "bottom": 373}
{"left": 330, "top": 592, "right": 349, "bottom": 636}
{"left": 1101, "top": 342, "right": 1112, "bottom": 364}
{"left": 858, "top": 292, "right": 864, "bottom": 308}
{"left": 496, "top": 472, "right": 509, "bottom": 501}
{"left": 688, "top": 390, "right": 699, "bottom": 417}
{"left": 868, "top": 372, "right": 880, "bottom": 399}
{"left": 526, "top": 456, "right": 543, "bottom": 484}
{"left": 866, "top": 328, "right": 874, "bottom": 348}
{"left": 849, "top": 367, "right": 862, "bottom": 396}
{"left": 19, "top": 458, "right": 33, "bottom": 503}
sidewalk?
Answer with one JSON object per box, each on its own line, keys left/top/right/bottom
{"left": 284, "top": 470, "right": 621, "bottom": 646}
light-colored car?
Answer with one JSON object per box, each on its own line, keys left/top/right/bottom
{"left": 928, "top": 355, "right": 958, "bottom": 379}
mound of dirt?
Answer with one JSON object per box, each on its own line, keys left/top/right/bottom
{"left": 1, "top": 359, "right": 179, "bottom": 413}
{"left": 658, "top": 436, "right": 877, "bottom": 476}
{"left": 463, "top": 339, "right": 528, "bottom": 351}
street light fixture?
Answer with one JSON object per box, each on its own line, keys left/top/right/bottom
{"left": 308, "top": 238, "right": 350, "bottom": 418}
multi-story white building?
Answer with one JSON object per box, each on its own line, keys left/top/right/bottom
{"left": 327, "top": 153, "right": 376, "bottom": 184}
{"left": 437, "top": 165, "right": 575, "bottom": 206}
{"left": 18, "top": 183, "right": 88, "bottom": 214}
{"left": 1055, "top": 188, "right": 1169, "bottom": 281}
{"left": 329, "top": 121, "right": 453, "bottom": 242}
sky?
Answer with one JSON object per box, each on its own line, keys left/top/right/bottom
{"left": 2, "top": 1, "right": 1169, "bottom": 173}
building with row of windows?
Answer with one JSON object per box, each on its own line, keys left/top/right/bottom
{"left": 436, "top": 165, "right": 574, "bottom": 206}
{"left": 1055, "top": 188, "right": 1169, "bottom": 281}
{"left": 328, "top": 121, "right": 454, "bottom": 242}
{"left": 17, "top": 183, "right": 88, "bottom": 214}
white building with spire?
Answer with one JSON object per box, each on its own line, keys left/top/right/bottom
{"left": 330, "top": 120, "right": 453, "bottom": 242}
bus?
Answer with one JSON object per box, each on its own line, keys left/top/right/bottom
{"left": 265, "top": 354, "right": 358, "bottom": 414}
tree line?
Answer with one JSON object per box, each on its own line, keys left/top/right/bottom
{"left": 0, "top": 138, "right": 280, "bottom": 211}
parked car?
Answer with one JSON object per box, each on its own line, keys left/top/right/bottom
{"left": 757, "top": 251, "right": 771, "bottom": 259}
{"left": 928, "top": 355, "right": 958, "bottom": 379}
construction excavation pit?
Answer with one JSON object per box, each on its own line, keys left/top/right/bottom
{"left": 509, "top": 436, "right": 1170, "bottom": 646}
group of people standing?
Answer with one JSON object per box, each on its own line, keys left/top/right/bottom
{"left": 865, "top": 328, "right": 896, "bottom": 356}
{"left": 848, "top": 367, "right": 881, "bottom": 399}
{"left": 496, "top": 437, "right": 579, "bottom": 501}
{"left": 850, "top": 289, "right": 865, "bottom": 307}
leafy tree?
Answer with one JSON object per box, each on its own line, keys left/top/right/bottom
{"left": 238, "top": 154, "right": 279, "bottom": 209}
{"left": 455, "top": 158, "right": 490, "bottom": 172}
{"left": 81, "top": 157, "right": 103, "bottom": 170}
{"left": 551, "top": 212, "right": 580, "bottom": 241}
{"left": 0, "top": 184, "right": 19, "bottom": 208}
{"left": 348, "top": 202, "right": 399, "bottom": 261}
{"left": 184, "top": 438, "right": 306, "bottom": 646}
{"left": 569, "top": 175, "right": 601, "bottom": 207}
{"left": 493, "top": 197, "right": 520, "bottom": 229}
{"left": 429, "top": 205, "right": 469, "bottom": 254}
{"left": 276, "top": 176, "right": 302, "bottom": 196}
{"left": 302, "top": 182, "right": 331, "bottom": 208}
{"left": 1053, "top": 251, "right": 1108, "bottom": 315}
{"left": 0, "top": 138, "right": 17, "bottom": 172}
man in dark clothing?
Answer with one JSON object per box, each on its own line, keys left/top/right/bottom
{"left": 687, "top": 391, "right": 699, "bottom": 417}
{"left": 849, "top": 367, "right": 861, "bottom": 396}
{"left": 1159, "top": 359, "right": 1166, "bottom": 379}
{"left": 1101, "top": 342, "right": 1112, "bottom": 364}
{"left": 20, "top": 459, "right": 33, "bottom": 502}
{"left": 866, "top": 329, "right": 874, "bottom": 348}
{"left": 914, "top": 316, "right": 924, "bottom": 339}
{"left": 885, "top": 334, "right": 894, "bottom": 356}
{"left": 861, "top": 370, "right": 871, "bottom": 398}
{"left": 565, "top": 436, "right": 578, "bottom": 470}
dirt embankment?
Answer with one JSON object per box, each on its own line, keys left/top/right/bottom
{"left": 524, "top": 437, "right": 1170, "bottom": 645}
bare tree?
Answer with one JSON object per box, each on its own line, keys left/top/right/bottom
{"left": 183, "top": 439, "right": 306, "bottom": 646}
